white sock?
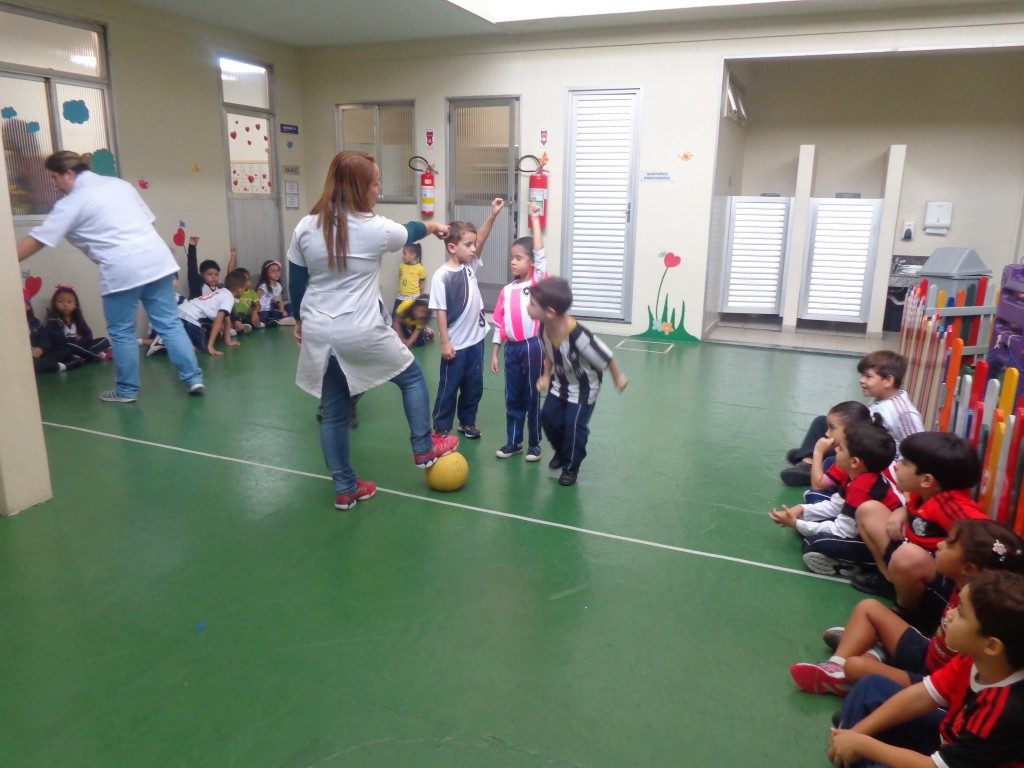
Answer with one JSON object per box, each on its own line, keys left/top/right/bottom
{"left": 828, "top": 655, "right": 845, "bottom": 667}
{"left": 867, "top": 645, "right": 885, "bottom": 662}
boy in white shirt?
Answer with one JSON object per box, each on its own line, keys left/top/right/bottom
{"left": 177, "top": 269, "right": 247, "bottom": 357}
{"left": 429, "top": 221, "right": 490, "bottom": 438}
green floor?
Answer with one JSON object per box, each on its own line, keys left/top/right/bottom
{"left": 2, "top": 330, "right": 869, "bottom": 767}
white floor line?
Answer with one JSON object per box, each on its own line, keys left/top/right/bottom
{"left": 43, "top": 420, "right": 847, "bottom": 585}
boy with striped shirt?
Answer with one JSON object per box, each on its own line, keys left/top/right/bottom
{"left": 530, "top": 277, "right": 628, "bottom": 486}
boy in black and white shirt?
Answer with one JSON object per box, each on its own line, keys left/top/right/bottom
{"left": 429, "top": 220, "right": 490, "bottom": 438}
{"left": 529, "top": 277, "right": 628, "bottom": 486}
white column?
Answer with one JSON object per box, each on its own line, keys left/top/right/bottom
{"left": 0, "top": 147, "right": 53, "bottom": 515}
{"left": 781, "top": 144, "right": 816, "bottom": 329}
{"left": 867, "top": 145, "right": 907, "bottom": 336}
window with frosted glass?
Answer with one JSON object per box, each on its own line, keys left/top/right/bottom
{"left": 219, "top": 57, "right": 269, "bottom": 110}
{"left": 338, "top": 102, "right": 415, "bottom": 202}
{"left": 0, "top": 7, "right": 113, "bottom": 218}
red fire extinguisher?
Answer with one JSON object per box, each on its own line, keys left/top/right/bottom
{"left": 518, "top": 152, "right": 550, "bottom": 230}
{"left": 409, "top": 156, "right": 436, "bottom": 218}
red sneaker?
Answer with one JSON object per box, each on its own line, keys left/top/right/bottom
{"left": 414, "top": 433, "right": 459, "bottom": 468}
{"left": 334, "top": 479, "right": 377, "bottom": 510}
{"left": 789, "top": 661, "right": 850, "bottom": 696}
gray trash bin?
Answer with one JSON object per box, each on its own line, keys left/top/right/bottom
{"left": 919, "top": 247, "right": 991, "bottom": 299}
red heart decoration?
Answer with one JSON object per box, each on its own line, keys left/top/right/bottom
{"left": 24, "top": 275, "right": 43, "bottom": 299}
{"left": 267, "top": 181, "right": 272, "bottom": 187}
{"left": 233, "top": 179, "right": 238, "bottom": 185}
{"left": 262, "top": 174, "right": 267, "bottom": 178}
{"left": 263, "top": 135, "right": 268, "bottom": 141}
{"left": 663, "top": 252, "right": 681, "bottom": 268}
{"left": 247, "top": 175, "right": 254, "bottom": 183}
{"left": 244, "top": 126, "right": 250, "bottom": 132}
{"left": 246, "top": 140, "right": 251, "bottom": 145}
{"left": 230, "top": 131, "right": 237, "bottom": 139}
{"left": 255, "top": 123, "right": 261, "bottom": 130}
{"left": 173, "top": 227, "right": 186, "bottom": 247}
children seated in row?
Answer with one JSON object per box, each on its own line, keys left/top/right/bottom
{"left": 30, "top": 285, "right": 111, "bottom": 374}
{"left": 770, "top": 418, "right": 903, "bottom": 576}
{"left": 255, "top": 259, "right": 296, "bottom": 326}
{"left": 392, "top": 295, "right": 435, "bottom": 347}
{"left": 828, "top": 569, "right": 1024, "bottom": 768}
{"left": 490, "top": 201, "right": 547, "bottom": 461}
{"left": 394, "top": 242, "right": 426, "bottom": 317}
{"left": 177, "top": 269, "right": 247, "bottom": 356}
{"left": 854, "top": 432, "right": 986, "bottom": 627}
{"left": 531, "top": 277, "right": 628, "bottom": 486}
{"left": 781, "top": 350, "right": 923, "bottom": 487}
{"left": 790, "top": 519, "right": 1024, "bottom": 697}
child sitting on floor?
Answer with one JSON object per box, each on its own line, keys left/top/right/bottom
{"left": 392, "top": 295, "right": 435, "bottom": 348}
{"left": 852, "top": 432, "right": 987, "bottom": 629}
{"left": 36, "top": 285, "right": 111, "bottom": 369}
{"left": 177, "top": 269, "right": 247, "bottom": 356}
{"left": 790, "top": 519, "right": 1024, "bottom": 696}
{"left": 828, "top": 570, "right": 1024, "bottom": 768}
{"left": 255, "top": 259, "right": 296, "bottom": 326}
{"left": 393, "top": 242, "right": 426, "bottom": 317}
{"left": 782, "top": 350, "right": 923, "bottom": 487}
{"left": 770, "top": 419, "right": 902, "bottom": 576}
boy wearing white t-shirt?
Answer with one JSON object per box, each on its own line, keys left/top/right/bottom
{"left": 429, "top": 221, "right": 490, "bottom": 438}
{"left": 177, "top": 269, "right": 247, "bottom": 357}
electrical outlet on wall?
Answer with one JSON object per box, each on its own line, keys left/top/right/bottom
{"left": 902, "top": 219, "right": 914, "bottom": 241}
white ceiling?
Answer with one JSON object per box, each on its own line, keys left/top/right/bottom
{"left": 127, "top": 0, "right": 995, "bottom": 47}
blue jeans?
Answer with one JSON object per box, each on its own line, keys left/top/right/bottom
{"left": 540, "top": 395, "right": 595, "bottom": 473}
{"left": 320, "top": 356, "right": 433, "bottom": 494}
{"left": 838, "top": 675, "right": 943, "bottom": 767}
{"left": 102, "top": 275, "right": 203, "bottom": 397}
{"left": 432, "top": 338, "right": 484, "bottom": 432}
{"left": 503, "top": 336, "right": 543, "bottom": 448}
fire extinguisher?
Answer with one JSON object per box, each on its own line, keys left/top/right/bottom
{"left": 517, "top": 153, "right": 550, "bottom": 230}
{"left": 409, "top": 156, "right": 436, "bottom": 218}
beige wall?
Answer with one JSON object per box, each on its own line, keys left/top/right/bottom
{"left": 6, "top": 2, "right": 1024, "bottom": 338}
{"left": 11, "top": 0, "right": 307, "bottom": 334}
{"left": 739, "top": 51, "right": 1024, "bottom": 271}
{"left": 299, "top": 4, "right": 1024, "bottom": 337}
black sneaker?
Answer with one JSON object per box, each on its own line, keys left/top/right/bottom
{"left": 548, "top": 455, "right": 564, "bottom": 471}
{"left": 822, "top": 626, "right": 844, "bottom": 652}
{"left": 458, "top": 424, "right": 481, "bottom": 439}
{"left": 496, "top": 444, "right": 523, "bottom": 459}
{"left": 558, "top": 470, "right": 577, "bottom": 486}
{"left": 851, "top": 568, "right": 896, "bottom": 599}
{"left": 525, "top": 446, "right": 542, "bottom": 462}
{"left": 780, "top": 462, "right": 813, "bottom": 487}
{"left": 786, "top": 448, "right": 804, "bottom": 464}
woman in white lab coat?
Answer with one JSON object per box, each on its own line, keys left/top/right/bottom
{"left": 17, "top": 151, "right": 203, "bottom": 402}
{"left": 287, "top": 151, "right": 458, "bottom": 510}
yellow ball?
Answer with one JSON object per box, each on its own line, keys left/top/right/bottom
{"left": 425, "top": 451, "right": 469, "bottom": 492}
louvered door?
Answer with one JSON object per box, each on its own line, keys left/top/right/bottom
{"left": 722, "top": 196, "right": 792, "bottom": 314}
{"left": 799, "top": 198, "right": 883, "bottom": 322}
{"left": 563, "top": 89, "right": 640, "bottom": 320}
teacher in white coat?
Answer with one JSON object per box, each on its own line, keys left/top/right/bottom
{"left": 16, "top": 151, "right": 203, "bottom": 402}
{"left": 288, "top": 151, "right": 458, "bottom": 511}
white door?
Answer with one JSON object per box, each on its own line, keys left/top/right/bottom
{"left": 721, "top": 196, "right": 792, "bottom": 315}
{"left": 799, "top": 198, "right": 883, "bottom": 322}
{"left": 563, "top": 88, "right": 640, "bottom": 321}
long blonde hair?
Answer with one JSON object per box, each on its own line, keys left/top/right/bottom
{"left": 309, "top": 151, "right": 376, "bottom": 270}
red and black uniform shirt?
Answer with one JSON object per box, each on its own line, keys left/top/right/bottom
{"left": 924, "top": 653, "right": 1024, "bottom": 768}
{"left": 904, "top": 490, "right": 986, "bottom": 552}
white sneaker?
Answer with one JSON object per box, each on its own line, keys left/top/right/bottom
{"left": 803, "top": 551, "right": 852, "bottom": 576}
{"left": 146, "top": 335, "right": 165, "bottom": 357}
{"left": 230, "top": 328, "right": 238, "bottom": 337}
{"left": 241, "top": 323, "right": 252, "bottom": 333}
{"left": 188, "top": 382, "right": 205, "bottom": 396}
{"left": 278, "top": 316, "right": 297, "bottom": 326}
{"left": 253, "top": 322, "right": 266, "bottom": 329}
